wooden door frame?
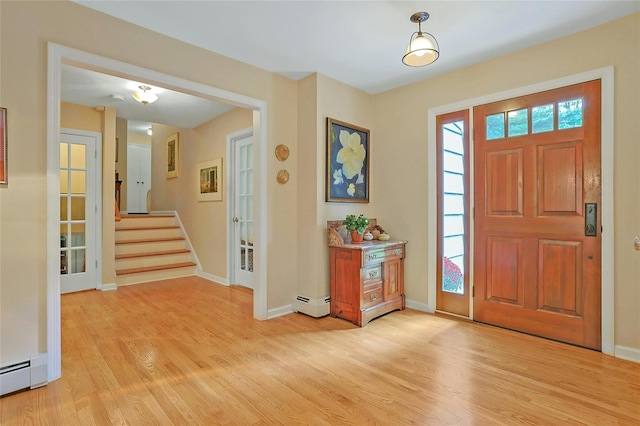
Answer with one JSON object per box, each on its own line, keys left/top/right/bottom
{"left": 426, "top": 67, "right": 614, "bottom": 355}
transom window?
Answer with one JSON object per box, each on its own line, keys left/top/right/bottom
{"left": 486, "top": 97, "right": 583, "bottom": 140}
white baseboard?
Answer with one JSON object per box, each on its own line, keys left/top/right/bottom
{"left": 268, "top": 304, "right": 294, "bottom": 319}
{"left": 615, "top": 345, "right": 640, "bottom": 363}
{"left": 406, "top": 298, "right": 431, "bottom": 313}
{"left": 101, "top": 283, "right": 117, "bottom": 291}
{"left": 197, "top": 270, "right": 229, "bottom": 286}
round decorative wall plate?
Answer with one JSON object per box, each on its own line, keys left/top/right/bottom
{"left": 275, "top": 144, "right": 290, "bottom": 162}
{"left": 276, "top": 169, "right": 290, "bottom": 184}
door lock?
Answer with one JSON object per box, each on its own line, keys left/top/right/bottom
{"left": 585, "top": 203, "right": 597, "bottom": 237}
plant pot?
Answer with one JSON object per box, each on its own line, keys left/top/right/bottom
{"left": 351, "top": 230, "right": 364, "bottom": 243}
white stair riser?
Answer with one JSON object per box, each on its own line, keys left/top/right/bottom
{"left": 116, "top": 253, "right": 192, "bottom": 270}
{"left": 116, "top": 266, "right": 197, "bottom": 286}
{"left": 116, "top": 216, "right": 176, "bottom": 229}
{"left": 116, "top": 239, "right": 186, "bottom": 255}
{"left": 115, "top": 227, "right": 181, "bottom": 242}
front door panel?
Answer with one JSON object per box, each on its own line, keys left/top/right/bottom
{"left": 473, "top": 80, "right": 602, "bottom": 349}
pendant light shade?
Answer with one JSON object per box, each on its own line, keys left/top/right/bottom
{"left": 402, "top": 12, "right": 439, "bottom": 67}
{"left": 132, "top": 85, "right": 158, "bottom": 105}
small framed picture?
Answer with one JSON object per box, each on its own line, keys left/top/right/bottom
{"left": 197, "top": 159, "right": 222, "bottom": 201}
{"left": 326, "top": 117, "right": 369, "bottom": 203}
{"left": 166, "top": 132, "right": 179, "bottom": 179}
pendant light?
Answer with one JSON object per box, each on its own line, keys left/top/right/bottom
{"left": 402, "top": 12, "right": 440, "bottom": 67}
{"left": 132, "top": 85, "right": 158, "bottom": 105}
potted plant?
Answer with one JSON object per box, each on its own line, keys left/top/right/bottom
{"left": 343, "top": 214, "right": 370, "bottom": 243}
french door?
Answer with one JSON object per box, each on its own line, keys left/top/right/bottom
{"left": 230, "top": 134, "right": 254, "bottom": 289}
{"left": 60, "top": 130, "right": 100, "bottom": 294}
{"left": 473, "top": 80, "right": 602, "bottom": 349}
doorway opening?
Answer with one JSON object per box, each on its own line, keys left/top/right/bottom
{"left": 47, "top": 43, "right": 269, "bottom": 382}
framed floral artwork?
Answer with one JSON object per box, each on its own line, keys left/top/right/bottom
{"left": 166, "top": 132, "right": 179, "bottom": 179}
{"left": 197, "top": 158, "right": 222, "bottom": 201}
{"left": 326, "top": 118, "right": 369, "bottom": 203}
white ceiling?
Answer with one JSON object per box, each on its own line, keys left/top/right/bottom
{"left": 66, "top": 0, "right": 640, "bottom": 131}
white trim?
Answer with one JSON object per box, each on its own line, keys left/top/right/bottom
{"left": 47, "top": 43, "right": 269, "bottom": 382}
{"left": 427, "top": 67, "right": 615, "bottom": 356}
{"left": 406, "top": 298, "right": 430, "bottom": 313}
{"left": 197, "top": 270, "right": 229, "bottom": 286}
{"left": 268, "top": 305, "right": 295, "bottom": 319}
{"left": 614, "top": 345, "right": 640, "bottom": 363}
{"left": 101, "top": 283, "right": 117, "bottom": 292}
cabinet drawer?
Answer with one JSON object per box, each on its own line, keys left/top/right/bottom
{"left": 362, "top": 285, "right": 383, "bottom": 308}
{"left": 363, "top": 245, "right": 405, "bottom": 266}
{"left": 363, "top": 265, "right": 382, "bottom": 284}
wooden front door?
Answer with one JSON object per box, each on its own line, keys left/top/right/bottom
{"left": 473, "top": 80, "right": 602, "bottom": 350}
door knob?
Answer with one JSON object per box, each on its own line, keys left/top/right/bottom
{"left": 232, "top": 217, "right": 239, "bottom": 223}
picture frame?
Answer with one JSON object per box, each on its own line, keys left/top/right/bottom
{"left": 326, "top": 117, "right": 369, "bottom": 203}
{"left": 197, "top": 158, "right": 222, "bottom": 201}
{"left": 0, "top": 107, "right": 7, "bottom": 185}
{"left": 166, "top": 132, "right": 179, "bottom": 179}
{"left": 115, "top": 137, "right": 119, "bottom": 162}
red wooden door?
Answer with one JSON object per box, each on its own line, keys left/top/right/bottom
{"left": 473, "top": 80, "right": 602, "bottom": 350}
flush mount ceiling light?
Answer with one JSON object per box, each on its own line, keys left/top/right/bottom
{"left": 402, "top": 11, "right": 440, "bottom": 67}
{"left": 132, "top": 85, "right": 158, "bottom": 105}
{"left": 146, "top": 128, "right": 153, "bottom": 136}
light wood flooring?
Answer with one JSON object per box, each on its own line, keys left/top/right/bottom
{"left": 2, "top": 276, "right": 639, "bottom": 425}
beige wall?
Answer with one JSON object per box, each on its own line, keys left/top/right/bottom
{"left": 0, "top": 0, "right": 638, "bottom": 367}
{"left": 296, "top": 74, "right": 376, "bottom": 301}
{"left": 373, "top": 13, "right": 640, "bottom": 349}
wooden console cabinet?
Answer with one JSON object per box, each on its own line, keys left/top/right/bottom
{"left": 330, "top": 240, "right": 407, "bottom": 326}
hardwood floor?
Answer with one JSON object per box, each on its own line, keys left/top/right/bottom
{"left": 2, "top": 276, "right": 639, "bottom": 425}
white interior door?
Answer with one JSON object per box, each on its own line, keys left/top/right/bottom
{"left": 232, "top": 134, "right": 254, "bottom": 288}
{"left": 60, "top": 130, "right": 99, "bottom": 294}
{"left": 126, "top": 144, "right": 151, "bottom": 213}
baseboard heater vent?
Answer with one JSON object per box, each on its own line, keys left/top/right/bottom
{"left": 292, "top": 295, "right": 330, "bottom": 318}
{"left": 0, "top": 354, "right": 48, "bottom": 396}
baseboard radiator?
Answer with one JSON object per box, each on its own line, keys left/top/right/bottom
{"left": 0, "top": 354, "right": 48, "bottom": 396}
{"left": 292, "top": 295, "right": 330, "bottom": 318}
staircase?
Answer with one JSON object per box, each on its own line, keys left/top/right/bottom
{"left": 115, "top": 214, "right": 197, "bottom": 286}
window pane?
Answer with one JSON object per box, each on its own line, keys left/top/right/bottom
{"left": 70, "top": 249, "right": 86, "bottom": 273}
{"left": 443, "top": 256, "right": 464, "bottom": 294}
{"left": 486, "top": 113, "right": 505, "bottom": 140}
{"left": 71, "top": 197, "right": 85, "bottom": 221}
{"left": 70, "top": 143, "right": 86, "bottom": 169}
{"left": 443, "top": 151, "right": 464, "bottom": 174}
{"left": 70, "top": 224, "right": 85, "bottom": 247}
{"left": 60, "top": 197, "right": 68, "bottom": 221}
{"left": 60, "top": 170, "right": 69, "bottom": 194}
{"left": 443, "top": 172, "right": 464, "bottom": 193}
{"left": 443, "top": 193, "right": 464, "bottom": 215}
{"left": 558, "top": 98, "right": 583, "bottom": 129}
{"left": 532, "top": 104, "right": 554, "bottom": 133}
{"left": 70, "top": 171, "right": 86, "bottom": 194}
{"left": 60, "top": 143, "right": 69, "bottom": 168}
{"left": 508, "top": 109, "right": 528, "bottom": 137}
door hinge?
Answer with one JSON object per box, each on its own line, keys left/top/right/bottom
{"left": 472, "top": 286, "right": 475, "bottom": 297}
{"left": 95, "top": 260, "right": 99, "bottom": 269}
{"left": 94, "top": 150, "right": 97, "bottom": 159}
{"left": 95, "top": 205, "right": 98, "bottom": 213}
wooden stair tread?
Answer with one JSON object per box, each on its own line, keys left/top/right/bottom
{"left": 116, "top": 249, "right": 191, "bottom": 260}
{"left": 116, "top": 262, "right": 196, "bottom": 275}
{"left": 116, "top": 237, "right": 185, "bottom": 245}
{"left": 116, "top": 225, "right": 180, "bottom": 231}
